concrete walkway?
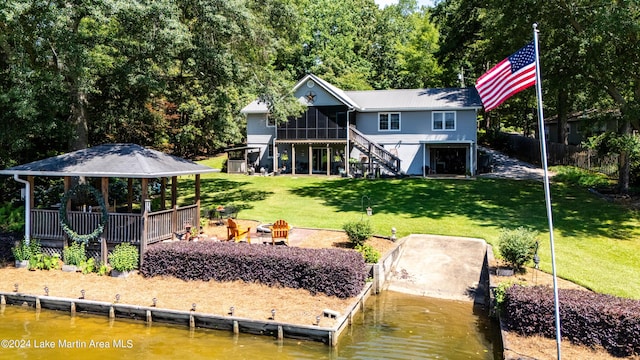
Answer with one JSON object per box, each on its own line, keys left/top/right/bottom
{"left": 477, "top": 146, "right": 553, "bottom": 182}
{"left": 387, "top": 235, "right": 487, "bottom": 303}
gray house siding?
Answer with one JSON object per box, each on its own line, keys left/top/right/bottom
{"left": 246, "top": 113, "right": 275, "bottom": 171}
{"left": 352, "top": 110, "right": 477, "bottom": 175}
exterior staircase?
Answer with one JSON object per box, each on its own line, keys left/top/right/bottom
{"left": 349, "top": 127, "right": 402, "bottom": 176}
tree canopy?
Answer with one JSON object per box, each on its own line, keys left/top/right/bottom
{"left": 1, "top": 0, "right": 638, "bottom": 191}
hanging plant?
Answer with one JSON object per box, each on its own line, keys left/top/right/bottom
{"left": 59, "top": 184, "right": 109, "bottom": 244}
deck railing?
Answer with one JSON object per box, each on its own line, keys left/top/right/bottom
{"left": 144, "top": 205, "right": 197, "bottom": 245}
{"left": 31, "top": 204, "right": 199, "bottom": 247}
{"left": 32, "top": 210, "right": 64, "bottom": 241}
{"left": 107, "top": 213, "right": 143, "bottom": 244}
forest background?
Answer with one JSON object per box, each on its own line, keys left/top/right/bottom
{"left": 1, "top": 0, "right": 638, "bottom": 199}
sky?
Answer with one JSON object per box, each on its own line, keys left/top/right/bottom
{"left": 374, "top": 0, "right": 436, "bottom": 8}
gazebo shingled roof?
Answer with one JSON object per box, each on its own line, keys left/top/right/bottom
{"left": 0, "top": 143, "right": 217, "bottom": 178}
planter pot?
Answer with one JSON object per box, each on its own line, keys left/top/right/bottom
{"left": 62, "top": 264, "right": 78, "bottom": 272}
{"left": 111, "top": 269, "right": 132, "bottom": 278}
{"left": 15, "top": 260, "right": 29, "bottom": 268}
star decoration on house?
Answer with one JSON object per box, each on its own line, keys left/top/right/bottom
{"left": 305, "top": 91, "right": 316, "bottom": 104}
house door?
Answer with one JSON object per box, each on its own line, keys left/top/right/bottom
{"left": 432, "top": 147, "right": 466, "bottom": 175}
{"left": 312, "top": 148, "right": 327, "bottom": 173}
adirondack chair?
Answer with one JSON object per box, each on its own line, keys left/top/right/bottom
{"left": 227, "top": 218, "right": 251, "bottom": 243}
{"left": 269, "top": 219, "right": 290, "bottom": 245}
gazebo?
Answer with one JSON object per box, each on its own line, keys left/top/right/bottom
{"left": 0, "top": 143, "right": 217, "bottom": 264}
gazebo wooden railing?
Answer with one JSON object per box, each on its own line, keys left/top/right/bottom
{"left": 30, "top": 204, "right": 198, "bottom": 249}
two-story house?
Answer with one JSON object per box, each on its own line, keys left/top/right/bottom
{"left": 240, "top": 74, "right": 482, "bottom": 177}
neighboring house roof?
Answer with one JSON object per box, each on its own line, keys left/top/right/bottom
{"left": 241, "top": 74, "right": 482, "bottom": 114}
{"left": 0, "top": 143, "right": 217, "bottom": 178}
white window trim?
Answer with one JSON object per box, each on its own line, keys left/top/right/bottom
{"left": 432, "top": 111, "right": 456, "bottom": 131}
{"left": 266, "top": 115, "right": 275, "bottom": 128}
{"left": 378, "top": 112, "right": 401, "bottom": 131}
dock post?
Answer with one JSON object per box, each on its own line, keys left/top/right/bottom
{"left": 233, "top": 320, "right": 239, "bottom": 334}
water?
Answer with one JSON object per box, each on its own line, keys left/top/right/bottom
{"left": 0, "top": 291, "right": 498, "bottom": 359}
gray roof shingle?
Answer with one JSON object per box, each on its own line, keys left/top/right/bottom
{"left": 345, "top": 87, "right": 482, "bottom": 111}
{"left": 241, "top": 74, "right": 482, "bottom": 113}
{"left": 0, "top": 143, "right": 216, "bottom": 178}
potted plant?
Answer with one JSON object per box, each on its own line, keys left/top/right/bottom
{"left": 11, "top": 238, "right": 31, "bottom": 268}
{"left": 62, "top": 242, "right": 86, "bottom": 272}
{"left": 108, "top": 243, "right": 139, "bottom": 278}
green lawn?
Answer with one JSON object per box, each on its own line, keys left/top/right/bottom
{"left": 179, "top": 171, "right": 640, "bottom": 300}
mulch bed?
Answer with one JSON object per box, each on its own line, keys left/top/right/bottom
{"left": 0, "top": 225, "right": 396, "bottom": 328}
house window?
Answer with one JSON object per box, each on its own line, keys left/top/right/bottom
{"left": 267, "top": 115, "right": 275, "bottom": 127}
{"left": 379, "top": 113, "right": 400, "bottom": 131}
{"left": 432, "top": 111, "right": 456, "bottom": 131}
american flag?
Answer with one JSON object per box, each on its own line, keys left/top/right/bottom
{"left": 475, "top": 42, "right": 536, "bottom": 111}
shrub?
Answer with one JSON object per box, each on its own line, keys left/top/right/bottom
{"left": 0, "top": 203, "right": 25, "bottom": 233}
{"left": 503, "top": 285, "right": 640, "bottom": 357}
{"left": 11, "top": 238, "right": 32, "bottom": 261}
{"left": 498, "top": 227, "right": 538, "bottom": 273}
{"left": 28, "top": 252, "right": 61, "bottom": 270}
{"left": 355, "top": 243, "right": 380, "bottom": 263}
{"left": 343, "top": 220, "right": 373, "bottom": 247}
{"left": 140, "top": 242, "right": 367, "bottom": 298}
{"left": 552, "top": 166, "right": 611, "bottom": 188}
{"left": 63, "top": 242, "right": 86, "bottom": 266}
{"left": 79, "top": 258, "right": 96, "bottom": 274}
{"left": 97, "top": 262, "right": 109, "bottom": 276}
{"left": 108, "top": 243, "right": 139, "bottom": 272}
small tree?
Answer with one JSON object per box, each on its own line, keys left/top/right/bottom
{"left": 343, "top": 220, "right": 373, "bottom": 247}
{"left": 498, "top": 227, "right": 538, "bottom": 273}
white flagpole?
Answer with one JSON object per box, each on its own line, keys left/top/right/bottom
{"left": 533, "top": 23, "right": 562, "bottom": 359}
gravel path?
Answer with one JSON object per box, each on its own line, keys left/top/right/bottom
{"left": 477, "top": 146, "right": 554, "bottom": 181}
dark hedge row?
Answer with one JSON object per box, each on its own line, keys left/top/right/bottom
{"left": 140, "top": 241, "right": 367, "bottom": 299}
{"left": 503, "top": 285, "right": 640, "bottom": 357}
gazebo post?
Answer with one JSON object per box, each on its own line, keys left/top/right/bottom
{"left": 100, "top": 177, "right": 109, "bottom": 265}
{"left": 127, "top": 178, "right": 133, "bottom": 213}
{"left": 141, "top": 202, "right": 149, "bottom": 268}
{"left": 27, "top": 176, "right": 34, "bottom": 208}
{"left": 171, "top": 176, "right": 178, "bottom": 234}
{"left": 195, "top": 174, "right": 201, "bottom": 232}
{"left": 140, "top": 178, "right": 149, "bottom": 267}
{"left": 140, "top": 178, "right": 148, "bottom": 214}
{"left": 160, "top": 177, "right": 167, "bottom": 210}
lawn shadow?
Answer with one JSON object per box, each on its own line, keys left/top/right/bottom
{"left": 181, "top": 177, "right": 274, "bottom": 213}
{"left": 291, "top": 177, "right": 638, "bottom": 240}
